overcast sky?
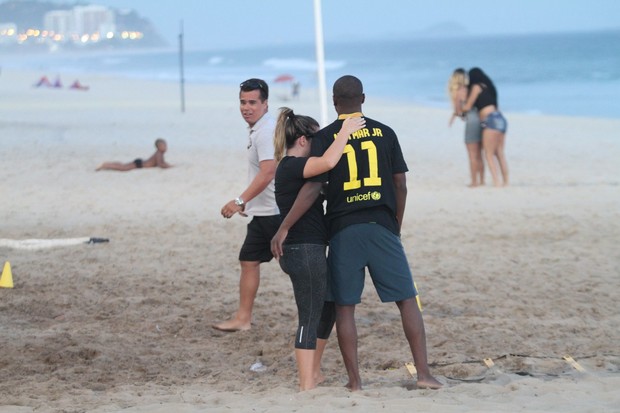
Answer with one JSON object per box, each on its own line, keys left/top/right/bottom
{"left": 48, "top": 0, "right": 620, "bottom": 49}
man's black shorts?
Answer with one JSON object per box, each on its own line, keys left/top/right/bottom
{"left": 239, "top": 215, "right": 281, "bottom": 262}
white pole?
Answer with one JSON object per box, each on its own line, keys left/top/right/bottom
{"left": 313, "top": 0, "right": 328, "bottom": 126}
{"left": 179, "top": 20, "right": 186, "bottom": 113}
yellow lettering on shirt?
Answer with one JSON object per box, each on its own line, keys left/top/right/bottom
{"left": 333, "top": 127, "right": 383, "bottom": 140}
{"left": 333, "top": 127, "right": 373, "bottom": 141}
{"left": 346, "top": 190, "right": 382, "bottom": 203}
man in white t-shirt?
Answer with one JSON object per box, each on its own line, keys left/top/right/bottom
{"left": 215, "top": 78, "right": 281, "bottom": 332}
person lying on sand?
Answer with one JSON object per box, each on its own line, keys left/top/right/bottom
{"left": 96, "top": 138, "right": 172, "bottom": 172}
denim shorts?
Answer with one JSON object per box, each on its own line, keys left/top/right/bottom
{"left": 464, "top": 109, "right": 482, "bottom": 143}
{"left": 481, "top": 111, "right": 507, "bottom": 133}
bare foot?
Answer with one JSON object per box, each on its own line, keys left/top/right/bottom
{"left": 345, "top": 381, "right": 362, "bottom": 391}
{"left": 299, "top": 382, "right": 318, "bottom": 392}
{"left": 416, "top": 376, "right": 443, "bottom": 389}
{"left": 314, "top": 373, "right": 326, "bottom": 386}
{"left": 212, "top": 318, "right": 251, "bottom": 332}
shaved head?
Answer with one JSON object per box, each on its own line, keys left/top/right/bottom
{"left": 332, "top": 75, "right": 365, "bottom": 113}
{"left": 333, "top": 75, "right": 363, "bottom": 101}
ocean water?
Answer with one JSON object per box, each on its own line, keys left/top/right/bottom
{"left": 4, "top": 30, "right": 619, "bottom": 119}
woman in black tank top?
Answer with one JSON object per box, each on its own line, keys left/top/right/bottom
{"left": 462, "top": 68, "right": 510, "bottom": 187}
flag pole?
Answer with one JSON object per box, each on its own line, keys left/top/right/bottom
{"left": 313, "top": 0, "right": 328, "bottom": 126}
{"left": 179, "top": 20, "right": 186, "bottom": 113}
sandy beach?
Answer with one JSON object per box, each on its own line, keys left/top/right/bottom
{"left": 1, "top": 69, "right": 619, "bottom": 412}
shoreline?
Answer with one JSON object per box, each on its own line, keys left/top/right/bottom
{"left": 3, "top": 30, "right": 620, "bottom": 121}
{"left": 3, "top": 67, "right": 620, "bottom": 121}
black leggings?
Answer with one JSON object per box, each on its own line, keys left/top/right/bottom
{"left": 279, "top": 244, "right": 336, "bottom": 349}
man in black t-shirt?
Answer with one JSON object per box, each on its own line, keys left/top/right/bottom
{"left": 309, "top": 104, "right": 407, "bottom": 239}
{"left": 274, "top": 75, "right": 442, "bottom": 391}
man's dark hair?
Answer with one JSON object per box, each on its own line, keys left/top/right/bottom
{"left": 240, "top": 78, "right": 269, "bottom": 101}
{"left": 333, "top": 75, "right": 363, "bottom": 103}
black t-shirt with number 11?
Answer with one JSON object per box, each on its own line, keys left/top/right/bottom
{"left": 309, "top": 114, "right": 408, "bottom": 237}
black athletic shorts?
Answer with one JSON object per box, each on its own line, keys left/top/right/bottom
{"left": 239, "top": 215, "right": 281, "bottom": 262}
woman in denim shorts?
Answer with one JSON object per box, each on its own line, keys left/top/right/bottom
{"left": 461, "top": 67, "right": 509, "bottom": 187}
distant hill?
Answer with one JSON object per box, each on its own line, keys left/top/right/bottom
{"left": 421, "top": 21, "right": 470, "bottom": 38}
{"left": 0, "top": 0, "right": 166, "bottom": 49}
{"left": 346, "top": 20, "right": 470, "bottom": 45}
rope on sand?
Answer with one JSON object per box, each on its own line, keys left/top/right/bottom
{"left": 0, "top": 237, "right": 109, "bottom": 250}
{"left": 434, "top": 353, "right": 620, "bottom": 382}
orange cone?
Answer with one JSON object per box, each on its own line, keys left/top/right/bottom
{"left": 0, "top": 261, "right": 14, "bottom": 288}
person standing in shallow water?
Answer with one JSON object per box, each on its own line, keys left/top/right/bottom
{"left": 461, "top": 67, "right": 509, "bottom": 187}
{"left": 214, "top": 78, "right": 281, "bottom": 332}
{"left": 271, "top": 75, "right": 443, "bottom": 391}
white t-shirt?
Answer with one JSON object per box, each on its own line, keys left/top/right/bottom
{"left": 245, "top": 112, "right": 279, "bottom": 216}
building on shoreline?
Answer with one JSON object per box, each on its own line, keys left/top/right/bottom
{"left": 43, "top": 5, "right": 118, "bottom": 45}
{"left": 0, "top": 1, "right": 161, "bottom": 51}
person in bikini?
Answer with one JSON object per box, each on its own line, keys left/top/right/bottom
{"left": 96, "top": 138, "right": 172, "bottom": 171}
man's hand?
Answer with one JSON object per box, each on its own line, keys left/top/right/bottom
{"left": 221, "top": 200, "right": 247, "bottom": 218}
{"left": 270, "top": 227, "right": 288, "bottom": 260}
